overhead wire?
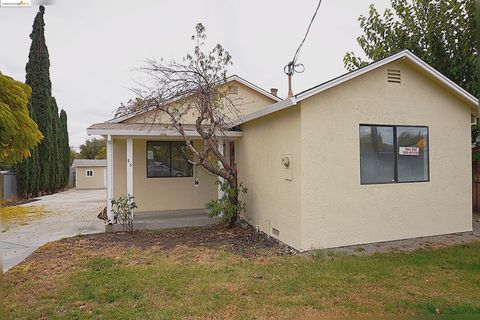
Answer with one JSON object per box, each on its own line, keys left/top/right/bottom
{"left": 284, "top": 0, "right": 323, "bottom": 76}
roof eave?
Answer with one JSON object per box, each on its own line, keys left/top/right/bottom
{"left": 296, "top": 50, "right": 479, "bottom": 111}
{"left": 232, "top": 97, "right": 297, "bottom": 126}
{"left": 86, "top": 126, "right": 243, "bottom": 139}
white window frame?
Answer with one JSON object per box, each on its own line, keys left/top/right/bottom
{"left": 86, "top": 169, "right": 94, "bottom": 177}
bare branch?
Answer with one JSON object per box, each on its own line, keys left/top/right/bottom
{"left": 117, "top": 23, "right": 242, "bottom": 185}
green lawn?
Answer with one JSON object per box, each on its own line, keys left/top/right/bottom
{"left": 4, "top": 229, "right": 480, "bottom": 319}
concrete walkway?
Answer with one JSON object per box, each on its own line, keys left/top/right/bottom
{"left": 1, "top": 189, "right": 106, "bottom": 272}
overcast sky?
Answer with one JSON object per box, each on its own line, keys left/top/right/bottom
{"left": 0, "top": 0, "right": 389, "bottom": 149}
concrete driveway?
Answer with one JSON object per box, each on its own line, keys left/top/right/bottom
{"left": 1, "top": 189, "right": 106, "bottom": 272}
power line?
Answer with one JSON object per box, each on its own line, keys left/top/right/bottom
{"left": 291, "top": 0, "right": 322, "bottom": 67}
{"left": 284, "top": 0, "right": 323, "bottom": 96}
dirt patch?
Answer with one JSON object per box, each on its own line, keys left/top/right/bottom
{"left": 21, "top": 224, "right": 297, "bottom": 265}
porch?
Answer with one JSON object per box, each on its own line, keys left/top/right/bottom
{"left": 86, "top": 122, "right": 241, "bottom": 229}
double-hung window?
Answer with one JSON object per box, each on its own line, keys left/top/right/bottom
{"left": 359, "top": 125, "right": 429, "bottom": 184}
{"left": 147, "top": 141, "right": 193, "bottom": 178}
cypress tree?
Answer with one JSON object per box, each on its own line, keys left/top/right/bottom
{"left": 27, "top": 146, "right": 40, "bottom": 197}
{"left": 16, "top": 6, "right": 69, "bottom": 197}
{"left": 15, "top": 155, "right": 29, "bottom": 198}
{"left": 59, "top": 110, "right": 69, "bottom": 188}
{"left": 21, "top": 5, "right": 53, "bottom": 195}
{"left": 16, "top": 102, "right": 40, "bottom": 197}
{"left": 49, "top": 97, "right": 61, "bottom": 192}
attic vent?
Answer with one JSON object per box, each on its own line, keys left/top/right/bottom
{"left": 387, "top": 69, "right": 401, "bottom": 84}
{"left": 229, "top": 85, "right": 239, "bottom": 94}
{"left": 272, "top": 227, "right": 280, "bottom": 238}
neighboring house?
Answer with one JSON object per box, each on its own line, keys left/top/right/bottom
{"left": 87, "top": 51, "right": 479, "bottom": 251}
{"left": 72, "top": 159, "right": 107, "bottom": 189}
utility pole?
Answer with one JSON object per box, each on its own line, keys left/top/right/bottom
{"left": 283, "top": 0, "right": 322, "bottom": 98}
{"left": 286, "top": 63, "right": 294, "bottom": 97}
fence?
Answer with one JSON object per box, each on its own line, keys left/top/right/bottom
{"left": 0, "top": 171, "right": 17, "bottom": 201}
{"left": 473, "top": 163, "right": 480, "bottom": 212}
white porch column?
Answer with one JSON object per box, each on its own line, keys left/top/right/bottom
{"left": 106, "top": 135, "right": 114, "bottom": 223}
{"left": 126, "top": 138, "right": 134, "bottom": 198}
{"left": 218, "top": 140, "right": 224, "bottom": 200}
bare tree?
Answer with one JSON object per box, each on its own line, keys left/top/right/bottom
{"left": 118, "top": 23, "right": 245, "bottom": 227}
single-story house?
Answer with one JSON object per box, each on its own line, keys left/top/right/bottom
{"left": 72, "top": 159, "right": 107, "bottom": 189}
{"left": 87, "top": 50, "right": 479, "bottom": 251}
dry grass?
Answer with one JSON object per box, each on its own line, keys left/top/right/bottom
{"left": 4, "top": 227, "right": 480, "bottom": 319}
{"left": 0, "top": 205, "right": 47, "bottom": 232}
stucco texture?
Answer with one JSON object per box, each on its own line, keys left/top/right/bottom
{"left": 299, "top": 59, "right": 472, "bottom": 250}
{"left": 76, "top": 166, "right": 106, "bottom": 189}
{"left": 236, "top": 107, "right": 302, "bottom": 249}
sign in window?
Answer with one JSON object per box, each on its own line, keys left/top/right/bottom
{"left": 360, "top": 125, "right": 429, "bottom": 184}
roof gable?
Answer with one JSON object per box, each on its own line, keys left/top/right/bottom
{"left": 236, "top": 50, "right": 478, "bottom": 125}
{"left": 107, "top": 75, "right": 280, "bottom": 124}
{"left": 297, "top": 50, "right": 478, "bottom": 107}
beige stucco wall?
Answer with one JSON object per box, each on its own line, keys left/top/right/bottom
{"left": 123, "top": 80, "right": 276, "bottom": 124}
{"left": 236, "top": 107, "right": 302, "bottom": 249}
{"left": 112, "top": 138, "right": 217, "bottom": 212}
{"left": 76, "top": 166, "right": 106, "bottom": 189}
{"left": 299, "top": 59, "right": 472, "bottom": 250}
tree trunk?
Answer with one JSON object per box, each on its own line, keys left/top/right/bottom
{"left": 227, "top": 172, "right": 238, "bottom": 228}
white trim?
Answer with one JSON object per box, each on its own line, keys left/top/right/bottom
{"left": 227, "top": 75, "right": 281, "bottom": 102}
{"left": 126, "top": 138, "right": 134, "bottom": 197}
{"left": 218, "top": 141, "right": 224, "bottom": 200}
{"left": 106, "top": 75, "right": 281, "bottom": 124}
{"left": 103, "top": 168, "right": 107, "bottom": 188}
{"left": 87, "top": 127, "right": 243, "bottom": 138}
{"left": 236, "top": 50, "right": 479, "bottom": 125}
{"left": 85, "top": 169, "right": 94, "bottom": 177}
{"left": 106, "top": 135, "right": 114, "bottom": 223}
{"left": 296, "top": 50, "right": 478, "bottom": 107}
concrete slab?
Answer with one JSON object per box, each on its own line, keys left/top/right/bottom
{"left": 105, "top": 209, "right": 219, "bottom": 232}
{"left": 2, "top": 189, "right": 106, "bottom": 272}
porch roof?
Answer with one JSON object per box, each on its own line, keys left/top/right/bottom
{"left": 87, "top": 122, "right": 243, "bottom": 139}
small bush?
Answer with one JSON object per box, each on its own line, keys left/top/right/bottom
{"left": 206, "top": 179, "right": 247, "bottom": 227}
{"left": 111, "top": 195, "right": 137, "bottom": 233}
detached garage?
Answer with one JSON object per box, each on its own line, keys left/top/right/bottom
{"left": 72, "top": 159, "right": 107, "bottom": 189}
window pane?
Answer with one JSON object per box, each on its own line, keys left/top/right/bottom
{"left": 147, "top": 142, "right": 171, "bottom": 177}
{"left": 171, "top": 142, "right": 193, "bottom": 177}
{"left": 360, "top": 125, "right": 395, "bottom": 184}
{"left": 397, "top": 127, "right": 428, "bottom": 182}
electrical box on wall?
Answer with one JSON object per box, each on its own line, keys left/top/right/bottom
{"left": 281, "top": 154, "right": 293, "bottom": 181}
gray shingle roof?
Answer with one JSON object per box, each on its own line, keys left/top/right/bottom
{"left": 72, "top": 159, "right": 106, "bottom": 167}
